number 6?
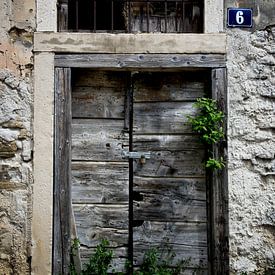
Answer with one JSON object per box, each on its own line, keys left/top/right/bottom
{"left": 236, "top": 11, "right": 244, "bottom": 24}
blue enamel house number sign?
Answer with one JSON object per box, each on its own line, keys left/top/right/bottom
{"left": 227, "top": 8, "right": 253, "bottom": 28}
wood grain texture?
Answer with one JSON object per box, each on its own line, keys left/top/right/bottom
{"left": 54, "top": 53, "right": 226, "bottom": 68}
{"left": 72, "top": 70, "right": 127, "bottom": 119}
{"left": 133, "top": 72, "right": 206, "bottom": 102}
{"left": 133, "top": 177, "right": 206, "bottom": 201}
{"left": 127, "top": 1, "right": 203, "bottom": 33}
{"left": 76, "top": 225, "right": 128, "bottom": 249}
{"left": 36, "top": 33, "right": 227, "bottom": 54}
{"left": 73, "top": 203, "right": 129, "bottom": 262}
{"left": 130, "top": 71, "right": 208, "bottom": 272}
{"left": 133, "top": 177, "right": 207, "bottom": 222}
{"left": 133, "top": 173, "right": 207, "bottom": 223}
{"left": 210, "top": 68, "right": 229, "bottom": 274}
{"left": 73, "top": 70, "right": 128, "bottom": 87}
{"left": 133, "top": 222, "right": 208, "bottom": 269}
{"left": 73, "top": 204, "right": 128, "bottom": 230}
{"left": 71, "top": 119, "right": 128, "bottom": 161}
{"left": 72, "top": 161, "right": 129, "bottom": 203}
{"left": 133, "top": 194, "right": 206, "bottom": 222}
{"left": 69, "top": 70, "right": 212, "bottom": 273}
{"left": 53, "top": 68, "right": 72, "bottom": 275}
{"left": 133, "top": 102, "right": 196, "bottom": 134}
{"left": 57, "top": 1, "right": 68, "bottom": 31}
{"left": 133, "top": 221, "right": 207, "bottom": 247}
{"left": 133, "top": 134, "right": 203, "bottom": 151}
{"left": 133, "top": 149, "right": 205, "bottom": 177}
{"left": 72, "top": 87, "right": 125, "bottom": 119}
{"left": 130, "top": 15, "right": 202, "bottom": 34}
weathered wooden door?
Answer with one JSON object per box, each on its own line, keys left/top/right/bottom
{"left": 70, "top": 69, "right": 209, "bottom": 273}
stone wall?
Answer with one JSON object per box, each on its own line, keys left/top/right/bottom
{"left": 0, "top": 0, "right": 35, "bottom": 273}
{"left": 226, "top": 1, "right": 275, "bottom": 274}
{"left": 0, "top": 0, "right": 274, "bottom": 274}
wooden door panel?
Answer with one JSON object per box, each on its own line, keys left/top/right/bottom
{"left": 132, "top": 72, "right": 208, "bottom": 271}
{"left": 72, "top": 162, "right": 129, "bottom": 204}
{"left": 71, "top": 70, "right": 209, "bottom": 273}
{"left": 72, "top": 86, "right": 125, "bottom": 119}
{"left": 134, "top": 72, "right": 206, "bottom": 102}
{"left": 72, "top": 119, "right": 129, "bottom": 161}
{"left": 133, "top": 150, "right": 205, "bottom": 177}
{"left": 133, "top": 101, "right": 195, "bottom": 134}
{"left": 72, "top": 70, "right": 127, "bottom": 118}
{"left": 134, "top": 177, "right": 206, "bottom": 201}
{"left": 73, "top": 204, "right": 129, "bottom": 232}
{"left": 73, "top": 204, "right": 129, "bottom": 270}
{"left": 133, "top": 134, "right": 203, "bottom": 151}
{"left": 133, "top": 221, "right": 208, "bottom": 268}
{"left": 71, "top": 70, "right": 129, "bottom": 271}
{"left": 134, "top": 221, "right": 207, "bottom": 246}
{"left": 73, "top": 70, "right": 128, "bottom": 87}
{"left": 133, "top": 199, "right": 206, "bottom": 221}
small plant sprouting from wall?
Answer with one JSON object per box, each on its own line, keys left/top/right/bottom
{"left": 188, "top": 97, "right": 225, "bottom": 170}
{"left": 134, "top": 247, "right": 190, "bottom": 275}
{"left": 70, "top": 239, "right": 113, "bottom": 275}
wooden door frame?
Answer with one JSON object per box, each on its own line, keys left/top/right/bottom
{"left": 53, "top": 53, "right": 228, "bottom": 274}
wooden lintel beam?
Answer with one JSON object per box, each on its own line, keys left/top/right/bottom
{"left": 54, "top": 54, "right": 226, "bottom": 69}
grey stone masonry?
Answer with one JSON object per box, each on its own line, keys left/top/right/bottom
{"left": 0, "top": 0, "right": 35, "bottom": 273}
{"left": 226, "top": 1, "right": 275, "bottom": 273}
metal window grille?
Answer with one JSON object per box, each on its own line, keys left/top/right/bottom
{"left": 66, "top": 0, "right": 203, "bottom": 33}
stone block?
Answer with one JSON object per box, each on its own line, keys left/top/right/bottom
{"left": 0, "top": 138, "right": 17, "bottom": 158}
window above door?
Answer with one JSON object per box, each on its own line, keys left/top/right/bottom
{"left": 60, "top": 0, "right": 204, "bottom": 33}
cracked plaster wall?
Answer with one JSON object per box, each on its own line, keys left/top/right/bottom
{"left": 226, "top": 1, "right": 275, "bottom": 274}
{"left": 0, "top": 0, "right": 35, "bottom": 273}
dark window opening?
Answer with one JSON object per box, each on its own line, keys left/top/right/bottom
{"left": 65, "top": 0, "right": 203, "bottom": 33}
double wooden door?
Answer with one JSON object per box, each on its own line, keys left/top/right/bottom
{"left": 70, "top": 69, "right": 209, "bottom": 273}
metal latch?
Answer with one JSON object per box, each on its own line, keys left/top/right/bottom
{"left": 123, "top": 151, "right": 151, "bottom": 164}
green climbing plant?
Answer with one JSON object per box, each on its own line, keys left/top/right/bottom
{"left": 188, "top": 97, "right": 225, "bottom": 170}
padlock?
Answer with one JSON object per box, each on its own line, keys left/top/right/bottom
{"left": 140, "top": 155, "right": 146, "bottom": 164}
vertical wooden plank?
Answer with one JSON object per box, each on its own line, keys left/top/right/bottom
{"left": 132, "top": 72, "right": 208, "bottom": 272}
{"left": 53, "top": 68, "right": 72, "bottom": 274}
{"left": 58, "top": 0, "right": 68, "bottom": 31}
{"left": 128, "top": 72, "right": 134, "bottom": 275}
{"left": 71, "top": 70, "right": 130, "bottom": 271}
{"left": 210, "top": 68, "right": 229, "bottom": 274}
